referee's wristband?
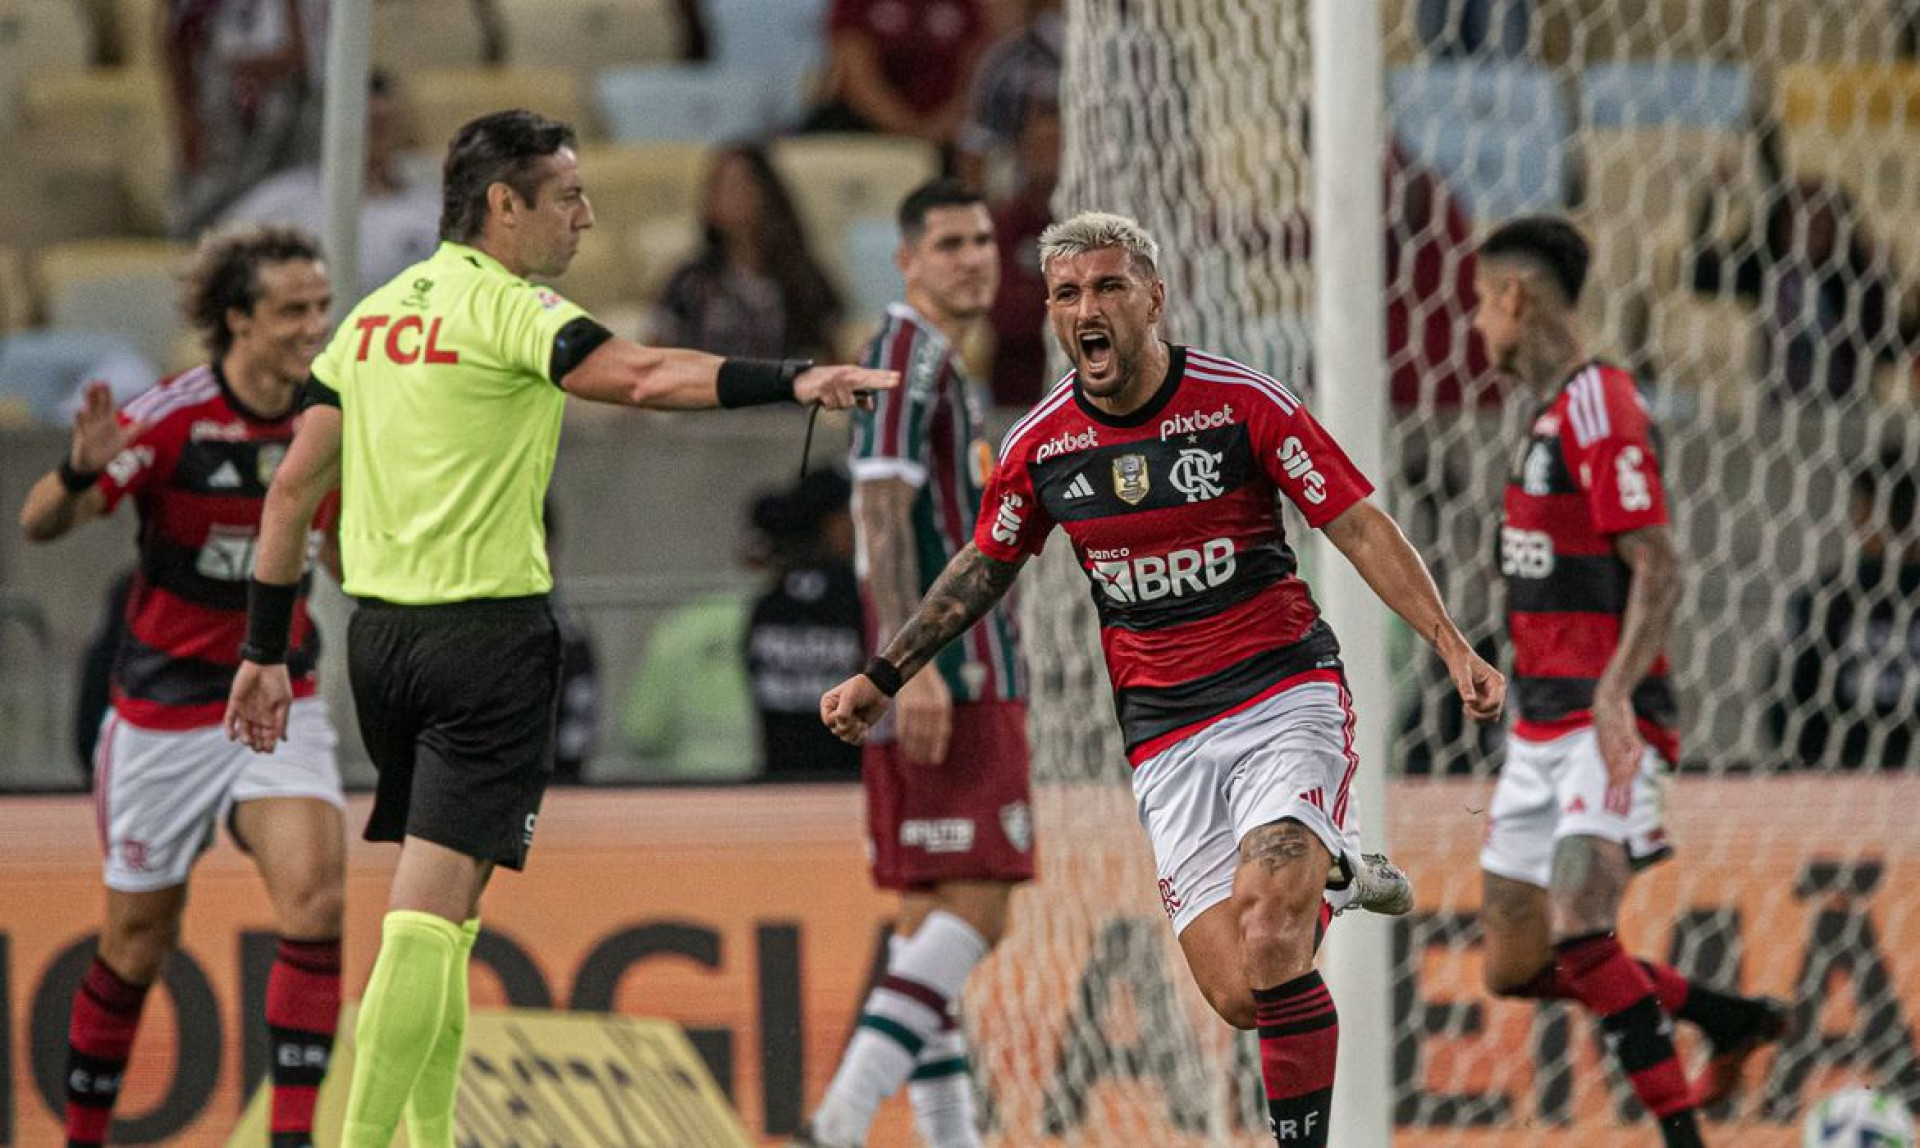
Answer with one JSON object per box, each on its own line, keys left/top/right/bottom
{"left": 863, "top": 656, "right": 905, "bottom": 698}
{"left": 241, "top": 579, "right": 298, "bottom": 665}
{"left": 56, "top": 456, "right": 99, "bottom": 494}
{"left": 716, "top": 358, "right": 811, "bottom": 408}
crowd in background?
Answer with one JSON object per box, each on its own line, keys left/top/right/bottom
{"left": 3, "top": 0, "right": 1918, "bottom": 787}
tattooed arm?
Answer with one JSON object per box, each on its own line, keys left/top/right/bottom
{"left": 822, "top": 542, "right": 1025, "bottom": 744}
{"left": 858, "top": 476, "right": 951, "bottom": 763}
{"left": 878, "top": 542, "right": 1025, "bottom": 679}
{"left": 1593, "top": 523, "right": 1682, "bottom": 786}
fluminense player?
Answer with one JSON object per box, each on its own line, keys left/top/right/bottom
{"left": 821, "top": 211, "right": 1503, "bottom": 1147}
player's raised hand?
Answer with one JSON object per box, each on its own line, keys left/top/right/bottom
{"left": 822, "top": 672, "right": 891, "bottom": 745}
{"left": 1591, "top": 690, "right": 1644, "bottom": 789}
{"left": 69, "top": 381, "right": 146, "bottom": 474}
{"left": 895, "top": 665, "right": 952, "bottom": 766}
{"left": 1446, "top": 643, "right": 1506, "bottom": 724}
{"left": 794, "top": 365, "right": 897, "bottom": 411}
{"left": 225, "top": 660, "right": 293, "bottom": 754}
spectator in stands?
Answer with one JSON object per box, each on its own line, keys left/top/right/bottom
{"left": 1279, "top": 137, "right": 1494, "bottom": 409}
{"left": 165, "top": 0, "right": 328, "bottom": 236}
{"left": 1691, "top": 177, "right": 1918, "bottom": 402}
{"left": 544, "top": 501, "right": 600, "bottom": 784}
{"left": 957, "top": 0, "right": 1062, "bottom": 197}
{"left": 1416, "top": 0, "right": 1529, "bottom": 57}
{"left": 745, "top": 470, "right": 865, "bottom": 780}
{"left": 648, "top": 144, "right": 844, "bottom": 360}
{"left": 218, "top": 71, "right": 440, "bottom": 301}
{"left": 985, "top": 100, "right": 1060, "bottom": 407}
{"left": 802, "top": 0, "right": 992, "bottom": 158}
{"left": 1769, "top": 451, "right": 1920, "bottom": 770}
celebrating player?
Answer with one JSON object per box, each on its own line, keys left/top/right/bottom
{"left": 19, "top": 225, "right": 345, "bottom": 1148}
{"left": 1471, "top": 216, "right": 1790, "bottom": 1147}
{"left": 222, "top": 109, "right": 893, "bottom": 1147}
{"left": 795, "top": 180, "right": 1030, "bottom": 1148}
{"left": 821, "top": 211, "right": 1502, "bottom": 1147}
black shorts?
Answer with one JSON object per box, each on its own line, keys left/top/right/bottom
{"left": 347, "top": 595, "right": 561, "bottom": 870}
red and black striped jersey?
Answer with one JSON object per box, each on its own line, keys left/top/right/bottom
{"left": 975, "top": 345, "right": 1372, "bottom": 764}
{"left": 850, "top": 304, "right": 1022, "bottom": 702}
{"left": 1501, "top": 360, "right": 1678, "bottom": 760}
{"left": 97, "top": 365, "right": 334, "bottom": 731}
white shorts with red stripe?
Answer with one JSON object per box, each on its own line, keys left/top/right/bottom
{"left": 93, "top": 698, "right": 345, "bottom": 893}
{"left": 1479, "top": 725, "right": 1674, "bottom": 889}
{"left": 1131, "top": 679, "right": 1365, "bottom": 936}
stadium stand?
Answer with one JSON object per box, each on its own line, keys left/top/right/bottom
{"left": 1386, "top": 61, "right": 1571, "bottom": 218}
{"left": 580, "top": 141, "right": 711, "bottom": 228}
{"left": 0, "top": 0, "right": 92, "bottom": 130}
{"left": 34, "top": 240, "right": 192, "bottom": 371}
{"left": 840, "top": 215, "right": 902, "bottom": 330}
{"left": 407, "top": 66, "right": 590, "bottom": 152}
{"left": 19, "top": 68, "right": 173, "bottom": 236}
{"left": 498, "top": 0, "right": 687, "bottom": 72}
{"left": 703, "top": 0, "right": 830, "bottom": 127}
{"left": 768, "top": 134, "right": 940, "bottom": 288}
{"left": 594, "top": 64, "right": 770, "bottom": 143}
{"left": 373, "top": 0, "right": 495, "bottom": 70}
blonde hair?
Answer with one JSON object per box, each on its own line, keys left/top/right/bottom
{"left": 1038, "top": 211, "right": 1161, "bottom": 279}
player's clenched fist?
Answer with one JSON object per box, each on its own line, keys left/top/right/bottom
{"left": 795, "top": 365, "right": 897, "bottom": 411}
{"left": 821, "top": 672, "right": 892, "bottom": 744}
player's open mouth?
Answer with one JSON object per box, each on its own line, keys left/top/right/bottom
{"left": 1079, "top": 331, "right": 1113, "bottom": 376}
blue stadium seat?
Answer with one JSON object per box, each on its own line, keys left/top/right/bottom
{"left": 0, "top": 331, "right": 156, "bottom": 425}
{"left": 1387, "top": 61, "right": 1570, "bottom": 218}
{"left": 703, "top": 0, "right": 829, "bottom": 128}
{"left": 842, "top": 216, "right": 902, "bottom": 327}
{"left": 595, "top": 65, "right": 770, "bottom": 143}
{"left": 1581, "top": 62, "right": 1752, "bottom": 130}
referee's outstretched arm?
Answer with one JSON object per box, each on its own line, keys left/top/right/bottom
{"left": 559, "top": 339, "right": 893, "bottom": 413}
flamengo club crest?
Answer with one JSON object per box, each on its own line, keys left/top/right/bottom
{"left": 1112, "top": 454, "right": 1151, "bottom": 504}
{"left": 1170, "top": 448, "right": 1224, "bottom": 502}
{"left": 256, "top": 443, "right": 288, "bottom": 487}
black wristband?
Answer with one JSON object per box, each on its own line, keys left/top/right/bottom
{"left": 57, "top": 456, "right": 99, "bottom": 494}
{"left": 717, "top": 358, "right": 811, "bottom": 408}
{"left": 241, "top": 579, "right": 298, "bottom": 665}
{"left": 863, "top": 656, "right": 904, "bottom": 698}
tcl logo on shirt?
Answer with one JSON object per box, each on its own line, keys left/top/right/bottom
{"left": 1090, "top": 538, "right": 1236, "bottom": 603}
{"left": 1277, "top": 436, "right": 1326, "bottom": 504}
{"left": 351, "top": 314, "right": 461, "bottom": 365}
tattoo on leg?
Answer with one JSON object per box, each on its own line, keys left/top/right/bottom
{"left": 1550, "top": 836, "right": 1631, "bottom": 938}
{"left": 1240, "top": 821, "right": 1315, "bottom": 875}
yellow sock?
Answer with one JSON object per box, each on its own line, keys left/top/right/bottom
{"left": 340, "top": 911, "right": 463, "bottom": 1148}
{"left": 403, "top": 917, "right": 480, "bottom": 1148}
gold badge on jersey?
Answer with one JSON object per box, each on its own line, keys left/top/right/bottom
{"left": 256, "top": 443, "right": 288, "bottom": 487}
{"left": 1113, "top": 454, "right": 1150, "bottom": 504}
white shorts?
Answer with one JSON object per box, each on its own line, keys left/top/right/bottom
{"left": 1478, "top": 726, "right": 1674, "bottom": 889}
{"left": 93, "top": 698, "right": 345, "bottom": 893}
{"left": 1131, "top": 679, "right": 1364, "bottom": 936}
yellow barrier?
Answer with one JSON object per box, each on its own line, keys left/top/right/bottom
{"left": 226, "top": 1005, "right": 749, "bottom": 1147}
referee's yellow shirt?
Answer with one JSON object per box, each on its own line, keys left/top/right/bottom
{"left": 311, "top": 242, "right": 590, "bottom": 604}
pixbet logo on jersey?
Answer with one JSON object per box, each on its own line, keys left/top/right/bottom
{"left": 1036, "top": 427, "right": 1099, "bottom": 462}
{"left": 1159, "top": 403, "right": 1234, "bottom": 440}
{"left": 1090, "top": 538, "right": 1236, "bottom": 603}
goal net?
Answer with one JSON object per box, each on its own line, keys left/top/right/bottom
{"left": 963, "top": 2, "right": 1920, "bottom": 1145}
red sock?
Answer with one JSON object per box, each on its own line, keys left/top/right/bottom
{"left": 1557, "top": 934, "right": 1701, "bottom": 1144}
{"left": 266, "top": 937, "right": 342, "bottom": 1148}
{"left": 1252, "top": 970, "right": 1337, "bottom": 1146}
{"left": 1637, "top": 959, "right": 1691, "bottom": 1016}
{"left": 64, "top": 956, "right": 151, "bottom": 1148}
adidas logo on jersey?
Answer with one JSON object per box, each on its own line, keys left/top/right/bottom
{"left": 207, "top": 461, "right": 243, "bottom": 489}
{"left": 1063, "top": 473, "right": 1094, "bottom": 500}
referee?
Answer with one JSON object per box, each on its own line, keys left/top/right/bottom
{"left": 223, "top": 109, "right": 893, "bottom": 1147}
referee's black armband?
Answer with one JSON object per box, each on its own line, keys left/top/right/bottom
{"left": 863, "top": 656, "right": 905, "bottom": 698}
{"left": 549, "top": 317, "right": 614, "bottom": 387}
{"left": 717, "top": 358, "right": 811, "bottom": 408}
{"left": 56, "top": 455, "right": 99, "bottom": 494}
{"left": 241, "top": 579, "right": 299, "bottom": 665}
{"left": 300, "top": 376, "right": 341, "bottom": 410}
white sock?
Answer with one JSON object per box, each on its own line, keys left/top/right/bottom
{"left": 811, "top": 912, "right": 990, "bottom": 1146}
{"left": 909, "top": 1017, "right": 981, "bottom": 1148}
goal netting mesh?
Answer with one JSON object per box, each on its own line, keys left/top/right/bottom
{"left": 960, "top": 2, "right": 1920, "bottom": 1145}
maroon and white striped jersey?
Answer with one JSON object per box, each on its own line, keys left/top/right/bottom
{"left": 1501, "top": 360, "right": 1678, "bottom": 761}
{"left": 975, "top": 345, "right": 1372, "bottom": 764}
{"left": 97, "top": 366, "right": 333, "bottom": 731}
